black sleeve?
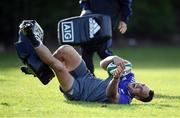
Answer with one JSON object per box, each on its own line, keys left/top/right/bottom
{"left": 79, "top": 0, "right": 91, "bottom": 10}
{"left": 119, "top": 0, "right": 133, "bottom": 23}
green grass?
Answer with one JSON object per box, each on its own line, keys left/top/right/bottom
{"left": 1, "top": 46, "right": 180, "bottom": 117}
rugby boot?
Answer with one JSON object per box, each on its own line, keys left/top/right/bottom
{"left": 19, "top": 20, "right": 44, "bottom": 47}
{"left": 15, "top": 20, "right": 55, "bottom": 85}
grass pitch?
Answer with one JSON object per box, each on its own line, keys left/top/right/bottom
{"left": 0, "top": 46, "right": 180, "bottom": 117}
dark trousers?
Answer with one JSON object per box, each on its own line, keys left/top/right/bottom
{"left": 81, "top": 39, "right": 113, "bottom": 74}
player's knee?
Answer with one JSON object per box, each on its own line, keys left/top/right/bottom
{"left": 60, "top": 45, "right": 74, "bottom": 52}
{"left": 54, "top": 45, "right": 74, "bottom": 57}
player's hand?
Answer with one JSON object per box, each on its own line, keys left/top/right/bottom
{"left": 118, "top": 21, "right": 127, "bottom": 34}
{"left": 113, "top": 65, "right": 124, "bottom": 79}
{"left": 80, "top": 10, "right": 92, "bottom": 16}
{"left": 113, "top": 56, "right": 125, "bottom": 66}
{"left": 112, "top": 57, "right": 125, "bottom": 79}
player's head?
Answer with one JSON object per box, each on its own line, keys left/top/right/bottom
{"left": 128, "top": 83, "right": 154, "bottom": 102}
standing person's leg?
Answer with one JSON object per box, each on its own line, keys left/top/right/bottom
{"left": 97, "top": 39, "right": 113, "bottom": 59}
{"left": 81, "top": 47, "right": 94, "bottom": 74}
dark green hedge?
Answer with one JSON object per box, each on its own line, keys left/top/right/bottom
{"left": 128, "top": 0, "right": 178, "bottom": 38}
{"left": 0, "top": 0, "right": 179, "bottom": 47}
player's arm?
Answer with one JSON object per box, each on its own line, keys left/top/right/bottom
{"left": 100, "top": 55, "right": 125, "bottom": 70}
{"left": 106, "top": 63, "right": 124, "bottom": 103}
{"left": 106, "top": 79, "right": 120, "bottom": 103}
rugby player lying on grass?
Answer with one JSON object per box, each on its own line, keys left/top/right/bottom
{"left": 18, "top": 20, "right": 154, "bottom": 104}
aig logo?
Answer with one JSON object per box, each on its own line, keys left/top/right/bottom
{"left": 61, "top": 21, "right": 74, "bottom": 42}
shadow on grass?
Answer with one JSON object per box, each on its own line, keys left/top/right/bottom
{"left": 1, "top": 102, "right": 10, "bottom": 107}
{"left": 64, "top": 99, "right": 178, "bottom": 110}
{"left": 155, "top": 93, "right": 180, "bottom": 100}
{"left": 0, "top": 79, "right": 8, "bottom": 82}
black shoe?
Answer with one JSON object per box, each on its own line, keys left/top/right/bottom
{"left": 19, "top": 20, "right": 44, "bottom": 47}
{"left": 15, "top": 20, "right": 55, "bottom": 85}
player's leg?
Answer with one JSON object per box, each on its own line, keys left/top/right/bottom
{"left": 53, "top": 45, "right": 82, "bottom": 72}
{"left": 34, "top": 44, "right": 76, "bottom": 92}
{"left": 19, "top": 20, "right": 79, "bottom": 92}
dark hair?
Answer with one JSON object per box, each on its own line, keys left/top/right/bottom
{"left": 141, "top": 90, "right": 154, "bottom": 102}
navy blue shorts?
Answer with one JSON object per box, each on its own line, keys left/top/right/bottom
{"left": 60, "top": 61, "right": 112, "bottom": 102}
